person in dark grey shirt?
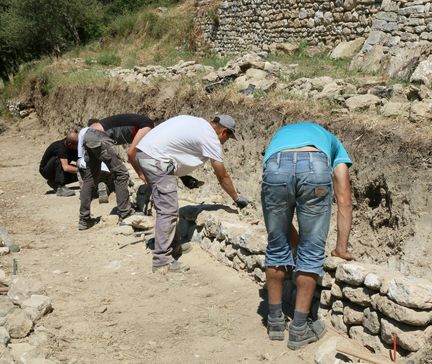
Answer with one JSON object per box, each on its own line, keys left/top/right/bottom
{"left": 39, "top": 131, "right": 78, "bottom": 197}
{"left": 79, "top": 114, "right": 154, "bottom": 230}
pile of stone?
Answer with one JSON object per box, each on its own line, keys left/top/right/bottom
{"left": 108, "top": 60, "right": 213, "bottom": 85}
{"left": 285, "top": 75, "right": 432, "bottom": 122}
{"left": 202, "top": 52, "right": 292, "bottom": 93}
{"left": 0, "top": 274, "right": 55, "bottom": 364}
{"left": 318, "top": 258, "right": 432, "bottom": 355}
{"left": 6, "top": 100, "right": 35, "bottom": 119}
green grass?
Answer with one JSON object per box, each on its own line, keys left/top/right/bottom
{"left": 85, "top": 50, "right": 121, "bottom": 66}
{"left": 268, "top": 46, "right": 365, "bottom": 82}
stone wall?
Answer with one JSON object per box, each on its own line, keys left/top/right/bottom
{"left": 195, "top": 0, "right": 432, "bottom": 58}
{"left": 177, "top": 206, "right": 432, "bottom": 356}
{"left": 196, "top": 0, "right": 382, "bottom": 54}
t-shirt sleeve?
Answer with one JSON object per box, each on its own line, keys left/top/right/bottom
{"left": 332, "top": 136, "right": 352, "bottom": 169}
{"left": 201, "top": 132, "right": 223, "bottom": 162}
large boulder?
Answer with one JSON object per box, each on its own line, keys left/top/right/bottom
{"left": 345, "top": 94, "right": 382, "bottom": 111}
{"left": 409, "top": 100, "right": 432, "bottom": 123}
{"left": 387, "top": 276, "right": 432, "bottom": 309}
{"left": 384, "top": 44, "right": 426, "bottom": 81}
{"left": 410, "top": 55, "right": 432, "bottom": 86}
{"left": 350, "top": 45, "right": 386, "bottom": 74}
{"left": 330, "top": 38, "right": 365, "bottom": 59}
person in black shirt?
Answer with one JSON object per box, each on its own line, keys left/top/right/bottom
{"left": 79, "top": 114, "right": 154, "bottom": 230}
{"left": 39, "top": 132, "right": 79, "bottom": 197}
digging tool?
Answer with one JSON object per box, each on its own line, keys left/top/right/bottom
{"left": 336, "top": 343, "right": 393, "bottom": 364}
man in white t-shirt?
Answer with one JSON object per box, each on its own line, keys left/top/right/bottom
{"left": 136, "top": 114, "right": 249, "bottom": 273}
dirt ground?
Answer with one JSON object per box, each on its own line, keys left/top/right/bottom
{"left": 0, "top": 115, "right": 349, "bottom": 363}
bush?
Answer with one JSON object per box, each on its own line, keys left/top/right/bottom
{"left": 105, "top": 12, "right": 138, "bottom": 37}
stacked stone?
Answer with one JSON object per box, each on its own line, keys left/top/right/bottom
{"left": 319, "top": 258, "right": 432, "bottom": 355}
{"left": 180, "top": 207, "right": 268, "bottom": 283}
{"left": 195, "top": 0, "right": 379, "bottom": 54}
{"left": 363, "top": 0, "right": 432, "bottom": 52}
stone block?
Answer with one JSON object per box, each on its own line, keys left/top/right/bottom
{"left": 348, "top": 326, "right": 386, "bottom": 354}
{"left": 345, "top": 94, "right": 382, "bottom": 111}
{"left": 387, "top": 276, "right": 432, "bottom": 309}
{"left": 21, "top": 295, "right": 52, "bottom": 322}
{"left": 343, "top": 286, "right": 373, "bottom": 307}
{"left": 363, "top": 273, "right": 382, "bottom": 290}
{"left": 323, "top": 256, "right": 347, "bottom": 271}
{"left": 200, "top": 237, "right": 211, "bottom": 251}
{"left": 343, "top": 303, "right": 364, "bottom": 325}
{"left": 331, "top": 313, "right": 347, "bottom": 334}
{"left": 317, "top": 272, "right": 335, "bottom": 288}
{"left": 373, "top": 294, "right": 432, "bottom": 326}
{"left": 330, "top": 283, "right": 344, "bottom": 299}
{"left": 8, "top": 278, "right": 47, "bottom": 306}
{"left": 332, "top": 300, "right": 344, "bottom": 314}
{"left": 363, "top": 307, "right": 381, "bottom": 334}
{"left": 335, "top": 263, "right": 368, "bottom": 285}
{"left": 381, "top": 316, "right": 432, "bottom": 352}
{"left": 5, "top": 310, "right": 33, "bottom": 338}
{"left": 121, "top": 215, "right": 154, "bottom": 230}
{"left": 320, "top": 290, "right": 333, "bottom": 307}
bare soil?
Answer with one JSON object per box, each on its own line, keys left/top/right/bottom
{"left": 0, "top": 115, "right": 326, "bottom": 363}
{"left": 1, "top": 78, "right": 431, "bottom": 362}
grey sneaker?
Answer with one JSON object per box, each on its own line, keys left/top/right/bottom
{"left": 287, "top": 319, "right": 326, "bottom": 350}
{"left": 267, "top": 313, "right": 286, "bottom": 341}
{"left": 78, "top": 217, "right": 99, "bottom": 231}
{"left": 56, "top": 186, "right": 75, "bottom": 197}
{"left": 98, "top": 182, "right": 109, "bottom": 204}
{"left": 152, "top": 260, "right": 190, "bottom": 274}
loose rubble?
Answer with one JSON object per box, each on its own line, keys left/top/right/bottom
{"left": 0, "top": 271, "right": 55, "bottom": 363}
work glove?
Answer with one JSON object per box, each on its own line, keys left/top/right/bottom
{"left": 234, "top": 195, "right": 249, "bottom": 209}
{"left": 180, "top": 175, "right": 205, "bottom": 189}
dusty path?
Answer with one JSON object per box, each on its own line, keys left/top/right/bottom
{"left": 0, "top": 116, "right": 337, "bottom": 363}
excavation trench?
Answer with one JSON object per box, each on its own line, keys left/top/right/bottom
{"left": 27, "top": 80, "right": 432, "bottom": 279}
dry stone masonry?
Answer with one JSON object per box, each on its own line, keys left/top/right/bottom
{"left": 196, "top": 0, "right": 381, "bottom": 54}
{"left": 180, "top": 205, "right": 432, "bottom": 357}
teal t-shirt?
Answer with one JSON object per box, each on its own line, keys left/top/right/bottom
{"left": 263, "top": 122, "right": 352, "bottom": 169}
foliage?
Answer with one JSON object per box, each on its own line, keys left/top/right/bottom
{"left": 0, "top": 0, "right": 103, "bottom": 80}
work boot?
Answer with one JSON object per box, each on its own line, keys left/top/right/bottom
{"left": 267, "top": 313, "right": 286, "bottom": 341}
{"left": 78, "top": 217, "right": 99, "bottom": 231}
{"left": 287, "top": 319, "right": 326, "bottom": 350}
{"left": 98, "top": 182, "right": 109, "bottom": 204}
{"left": 152, "top": 260, "right": 190, "bottom": 274}
{"left": 56, "top": 186, "right": 75, "bottom": 197}
{"left": 172, "top": 242, "right": 193, "bottom": 259}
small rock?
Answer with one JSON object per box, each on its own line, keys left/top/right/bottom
{"left": 343, "top": 303, "right": 364, "bottom": 325}
{"left": 5, "top": 310, "right": 33, "bottom": 338}
{"left": 21, "top": 295, "right": 52, "bottom": 321}
{"left": 336, "top": 263, "right": 367, "bottom": 286}
{"left": 332, "top": 300, "right": 344, "bottom": 314}
{"left": 0, "top": 247, "right": 9, "bottom": 256}
{"left": 364, "top": 273, "right": 381, "bottom": 290}
{"left": 8, "top": 277, "right": 47, "bottom": 305}
{"left": 121, "top": 215, "right": 154, "bottom": 230}
{"left": 331, "top": 313, "right": 347, "bottom": 334}
{"left": 112, "top": 225, "right": 134, "bottom": 236}
{"left": 330, "top": 283, "right": 343, "bottom": 299}
{"left": 387, "top": 277, "right": 432, "bottom": 309}
{"left": 345, "top": 94, "right": 382, "bottom": 111}
{"left": 349, "top": 326, "right": 386, "bottom": 354}
{"left": 343, "top": 286, "right": 373, "bottom": 307}
{"left": 363, "top": 307, "right": 381, "bottom": 334}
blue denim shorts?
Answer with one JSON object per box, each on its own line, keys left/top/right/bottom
{"left": 261, "top": 151, "right": 333, "bottom": 276}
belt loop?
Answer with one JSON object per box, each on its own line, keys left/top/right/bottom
{"left": 276, "top": 152, "right": 281, "bottom": 167}
{"left": 293, "top": 152, "right": 297, "bottom": 164}
{"left": 309, "top": 152, "right": 313, "bottom": 172}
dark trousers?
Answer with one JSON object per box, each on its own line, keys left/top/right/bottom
{"left": 39, "top": 156, "right": 77, "bottom": 189}
{"left": 79, "top": 129, "right": 131, "bottom": 220}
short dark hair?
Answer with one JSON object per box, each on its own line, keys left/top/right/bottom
{"left": 87, "top": 118, "right": 100, "bottom": 127}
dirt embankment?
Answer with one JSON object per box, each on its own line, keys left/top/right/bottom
{"left": 25, "top": 80, "right": 432, "bottom": 278}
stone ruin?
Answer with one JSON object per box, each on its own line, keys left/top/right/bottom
{"left": 114, "top": 181, "right": 432, "bottom": 359}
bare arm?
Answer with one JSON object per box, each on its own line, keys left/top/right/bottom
{"left": 210, "top": 160, "right": 239, "bottom": 201}
{"left": 128, "top": 127, "right": 151, "bottom": 182}
{"left": 332, "top": 163, "right": 353, "bottom": 260}
{"left": 60, "top": 158, "right": 77, "bottom": 174}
